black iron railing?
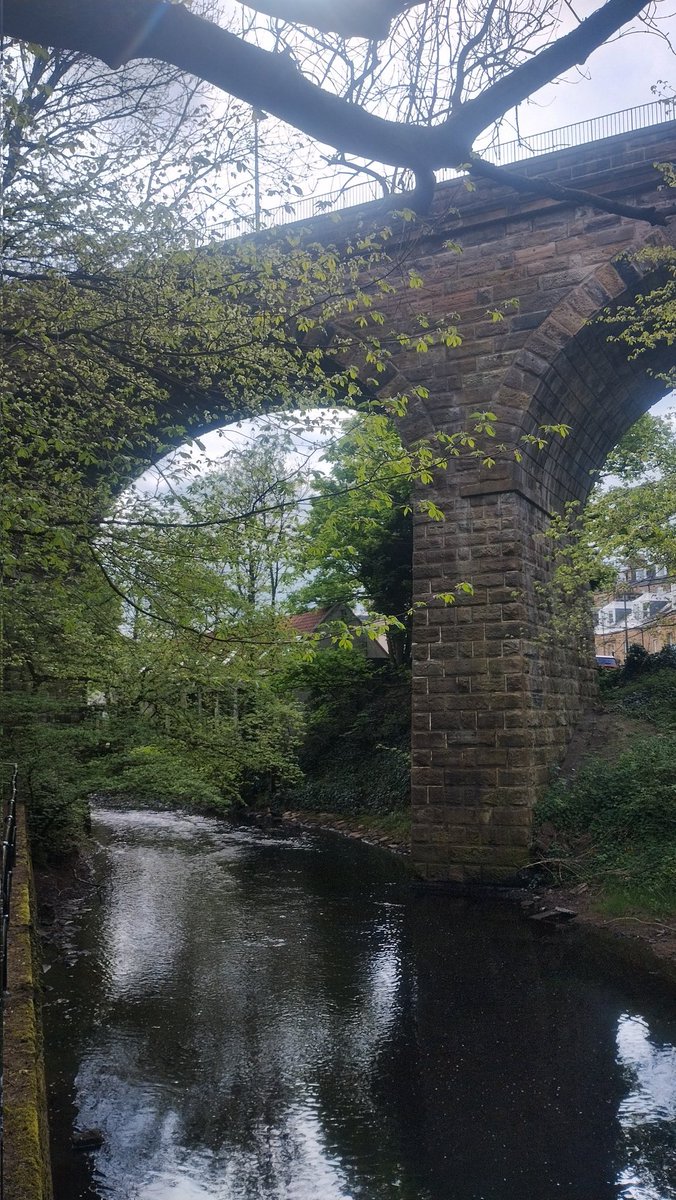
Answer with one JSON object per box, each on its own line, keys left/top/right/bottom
{"left": 1, "top": 765, "right": 17, "bottom": 993}
{"left": 0, "top": 762, "right": 18, "bottom": 1200}
{"left": 206, "top": 97, "right": 676, "bottom": 240}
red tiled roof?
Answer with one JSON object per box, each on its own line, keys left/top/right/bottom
{"left": 287, "top": 607, "right": 331, "bottom": 633}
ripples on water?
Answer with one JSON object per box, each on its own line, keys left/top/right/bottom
{"left": 42, "top": 807, "right": 676, "bottom": 1200}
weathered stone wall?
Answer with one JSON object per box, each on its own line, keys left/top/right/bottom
{"left": 3, "top": 804, "right": 53, "bottom": 1200}
{"left": 199, "top": 120, "right": 676, "bottom": 881}
{"left": 375, "top": 121, "right": 676, "bottom": 881}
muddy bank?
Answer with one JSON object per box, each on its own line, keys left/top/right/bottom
{"left": 531, "top": 881, "right": 676, "bottom": 986}
{"left": 281, "top": 808, "right": 410, "bottom": 854}
{"left": 281, "top": 807, "right": 676, "bottom": 989}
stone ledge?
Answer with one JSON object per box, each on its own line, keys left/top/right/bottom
{"left": 3, "top": 804, "right": 53, "bottom": 1200}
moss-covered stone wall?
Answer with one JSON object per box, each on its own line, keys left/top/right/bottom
{"left": 3, "top": 803, "right": 53, "bottom": 1200}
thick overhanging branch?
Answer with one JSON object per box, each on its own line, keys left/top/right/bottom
{"left": 235, "top": 0, "right": 424, "bottom": 40}
{"left": 2, "top": 0, "right": 451, "bottom": 170}
{"left": 467, "top": 155, "right": 676, "bottom": 227}
{"left": 449, "top": 0, "right": 652, "bottom": 147}
{"left": 2, "top": 0, "right": 668, "bottom": 222}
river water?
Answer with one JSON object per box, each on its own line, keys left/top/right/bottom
{"left": 42, "top": 806, "right": 676, "bottom": 1200}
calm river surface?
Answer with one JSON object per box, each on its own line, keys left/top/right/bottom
{"left": 43, "top": 806, "right": 676, "bottom": 1200}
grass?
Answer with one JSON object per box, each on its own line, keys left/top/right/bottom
{"left": 344, "top": 810, "right": 411, "bottom": 840}
{"left": 595, "top": 882, "right": 676, "bottom": 920}
{"left": 534, "top": 666, "right": 676, "bottom": 919}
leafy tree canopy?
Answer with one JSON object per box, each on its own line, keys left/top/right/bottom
{"left": 542, "top": 408, "right": 676, "bottom": 645}
{"left": 292, "top": 416, "right": 414, "bottom": 664}
{"left": 585, "top": 410, "right": 676, "bottom": 573}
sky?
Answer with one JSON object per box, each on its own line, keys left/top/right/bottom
{"left": 508, "top": 15, "right": 674, "bottom": 138}
{"left": 219, "top": 1, "right": 676, "bottom": 219}
{"left": 134, "top": 2, "right": 675, "bottom": 496}
{"left": 131, "top": 410, "right": 353, "bottom": 500}
{"left": 133, "top": 394, "right": 674, "bottom": 503}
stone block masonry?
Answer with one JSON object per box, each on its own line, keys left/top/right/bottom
{"left": 385, "top": 122, "right": 675, "bottom": 881}
{"left": 346, "top": 121, "right": 676, "bottom": 882}
{"left": 216, "top": 121, "right": 676, "bottom": 881}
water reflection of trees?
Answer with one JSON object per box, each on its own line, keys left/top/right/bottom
{"left": 56, "top": 811, "right": 676, "bottom": 1200}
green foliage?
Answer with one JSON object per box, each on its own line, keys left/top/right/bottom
{"left": 599, "top": 159, "right": 676, "bottom": 389}
{"left": 585, "top": 422, "right": 676, "bottom": 575}
{"left": 1, "top": 693, "right": 101, "bottom": 861}
{"left": 281, "top": 652, "right": 411, "bottom": 817}
{"left": 537, "top": 660, "right": 676, "bottom": 915}
{"left": 599, "top": 662, "right": 676, "bottom": 729}
{"left": 621, "top": 642, "right": 651, "bottom": 678}
{"left": 535, "top": 735, "right": 676, "bottom": 913}
{"left": 87, "top": 743, "right": 227, "bottom": 810}
{"left": 602, "top": 413, "right": 676, "bottom": 482}
{"left": 602, "top": 244, "right": 676, "bottom": 389}
{"left": 292, "top": 416, "right": 413, "bottom": 662}
{"left": 540, "top": 412, "right": 676, "bottom": 643}
{"left": 4, "top": 26, "right": 564, "bottom": 855}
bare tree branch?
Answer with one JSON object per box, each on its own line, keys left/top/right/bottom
{"left": 236, "top": 0, "right": 425, "bottom": 40}
{"left": 2, "top": 0, "right": 671, "bottom": 223}
{"left": 3, "top": 1, "right": 653, "bottom": 168}
{"left": 467, "top": 154, "right": 676, "bottom": 226}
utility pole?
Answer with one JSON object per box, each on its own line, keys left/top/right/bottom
{"left": 616, "top": 586, "right": 639, "bottom": 660}
{"left": 252, "top": 108, "right": 267, "bottom": 232}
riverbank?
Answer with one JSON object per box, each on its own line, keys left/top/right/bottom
{"left": 37, "top": 792, "right": 676, "bottom": 990}
{"left": 280, "top": 805, "right": 676, "bottom": 987}
{"left": 532, "top": 882, "right": 676, "bottom": 984}
{"left": 3, "top": 804, "right": 53, "bottom": 1200}
{"left": 281, "top": 808, "right": 410, "bottom": 855}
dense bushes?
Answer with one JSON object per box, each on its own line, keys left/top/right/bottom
{"left": 2, "top": 685, "right": 303, "bottom": 860}
{"left": 600, "top": 656, "right": 676, "bottom": 729}
{"left": 536, "top": 736, "right": 676, "bottom": 912}
{"left": 536, "top": 662, "right": 676, "bottom": 913}
{"left": 1, "top": 694, "right": 100, "bottom": 861}
{"left": 280, "top": 651, "right": 410, "bottom": 818}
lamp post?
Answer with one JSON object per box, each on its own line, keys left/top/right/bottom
{"left": 615, "top": 586, "right": 639, "bottom": 660}
{"left": 252, "top": 108, "right": 267, "bottom": 232}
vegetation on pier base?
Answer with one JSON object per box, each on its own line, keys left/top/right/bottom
{"left": 535, "top": 653, "right": 676, "bottom": 916}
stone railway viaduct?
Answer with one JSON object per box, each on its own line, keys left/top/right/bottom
{"left": 262, "top": 117, "right": 676, "bottom": 884}
{"left": 150, "top": 116, "right": 674, "bottom": 883}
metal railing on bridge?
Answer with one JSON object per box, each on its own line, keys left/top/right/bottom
{"left": 207, "top": 97, "right": 676, "bottom": 241}
{"left": 0, "top": 762, "right": 18, "bottom": 1200}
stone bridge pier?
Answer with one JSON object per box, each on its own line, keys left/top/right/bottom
{"left": 370, "top": 121, "right": 676, "bottom": 882}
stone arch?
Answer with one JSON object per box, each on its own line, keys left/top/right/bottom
{"left": 496, "top": 228, "right": 675, "bottom": 514}
{"left": 409, "top": 230, "right": 675, "bottom": 885}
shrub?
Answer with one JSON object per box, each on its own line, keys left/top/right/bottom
{"left": 279, "top": 655, "right": 411, "bottom": 818}
{"left": 87, "top": 743, "right": 226, "bottom": 810}
{"left": 601, "top": 667, "right": 676, "bottom": 729}
{"left": 0, "top": 693, "right": 100, "bottom": 861}
{"left": 622, "top": 642, "right": 650, "bottom": 677}
{"left": 535, "top": 735, "right": 676, "bottom": 912}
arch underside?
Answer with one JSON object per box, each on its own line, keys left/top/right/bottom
{"left": 523, "top": 309, "right": 672, "bottom": 515}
